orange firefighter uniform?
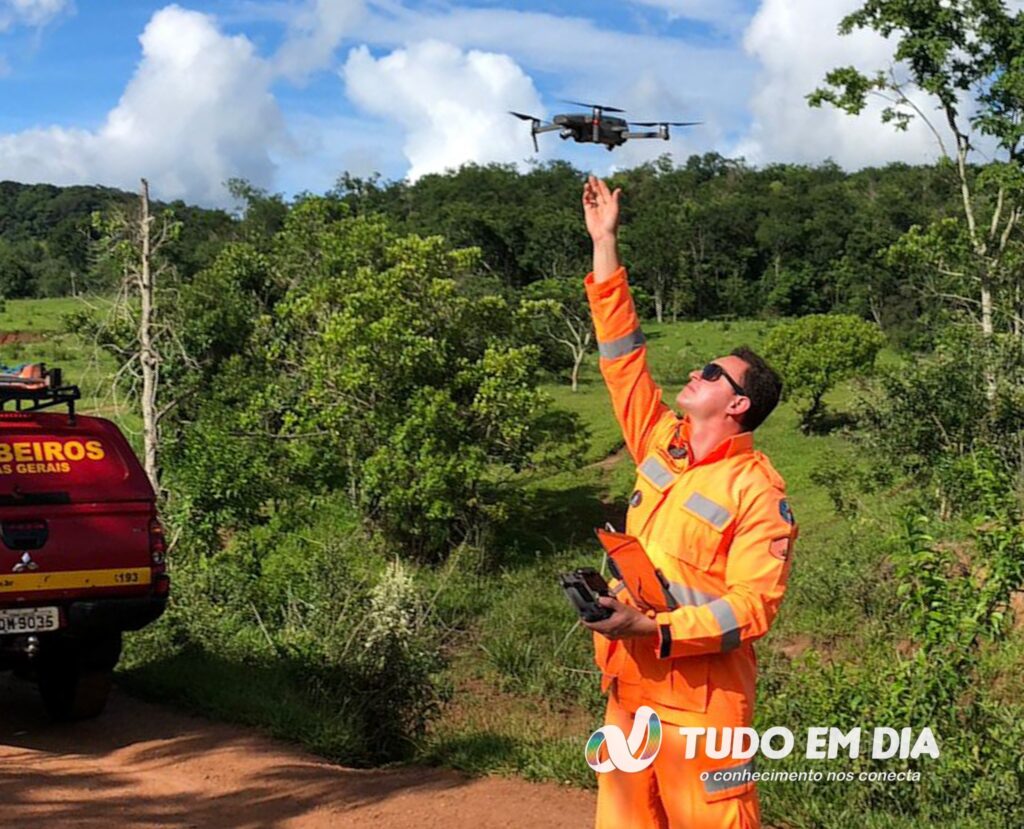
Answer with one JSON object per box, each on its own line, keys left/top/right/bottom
{"left": 585, "top": 266, "right": 798, "bottom": 829}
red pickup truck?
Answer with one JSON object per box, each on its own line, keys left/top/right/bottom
{"left": 0, "top": 366, "right": 168, "bottom": 719}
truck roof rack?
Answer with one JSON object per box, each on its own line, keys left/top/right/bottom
{"left": 0, "top": 364, "right": 81, "bottom": 424}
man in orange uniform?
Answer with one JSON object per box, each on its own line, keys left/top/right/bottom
{"left": 579, "top": 175, "right": 798, "bottom": 829}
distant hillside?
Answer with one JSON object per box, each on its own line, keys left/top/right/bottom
{"left": 0, "top": 180, "right": 235, "bottom": 298}
{"left": 0, "top": 157, "right": 964, "bottom": 337}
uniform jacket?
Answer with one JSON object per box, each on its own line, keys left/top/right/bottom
{"left": 585, "top": 266, "right": 798, "bottom": 728}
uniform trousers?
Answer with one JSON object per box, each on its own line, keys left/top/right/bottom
{"left": 594, "top": 686, "right": 761, "bottom": 829}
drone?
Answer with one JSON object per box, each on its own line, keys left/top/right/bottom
{"left": 510, "top": 101, "right": 701, "bottom": 152}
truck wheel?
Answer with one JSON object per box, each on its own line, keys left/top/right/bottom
{"left": 38, "top": 667, "right": 113, "bottom": 721}
{"left": 37, "top": 632, "right": 122, "bottom": 721}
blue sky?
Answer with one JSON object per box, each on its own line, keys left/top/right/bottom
{"left": 0, "top": 0, "right": 944, "bottom": 206}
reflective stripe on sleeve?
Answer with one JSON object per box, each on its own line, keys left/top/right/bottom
{"left": 707, "top": 597, "right": 741, "bottom": 652}
{"left": 598, "top": 328, "right": 646, "bottom": 359}
{"left": 639, "top": 456, "right": 674, "bottom": 489}
{"left": 667, "top": 582, "right": 717, "bottom": 607}
{"left": 684, "top": 492, "right": 732, "bottom": 528}
{"left": 704, "top": 759, "right": 755, "bottom": 795}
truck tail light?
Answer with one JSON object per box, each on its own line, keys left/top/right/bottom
{"left": 149, "top": 517, "right": 166, "bottom": 564}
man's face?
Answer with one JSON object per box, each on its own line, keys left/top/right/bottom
{"left": 676, "top": 355, "right": 749, "bottom": 422}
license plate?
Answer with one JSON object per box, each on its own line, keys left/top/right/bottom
{"left": 0, "top": 606, "right": 59, "bottom": 635}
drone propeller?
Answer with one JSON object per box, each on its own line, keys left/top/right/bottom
{"left": 509, "top": 111, "right": 543, "bottom": 152}
{"left": 563, "top": 100, "right": 626, "bottom": 113}
{"left": 629, "top": 121, "right": 702, "bottom": 127}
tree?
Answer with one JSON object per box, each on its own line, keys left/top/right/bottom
{"left": 255, "top": 200, "right": 586, "bottom": 556}
{"left": 808, "top": 0, "right": 1024, "bottom": 396}
{"left": 764, "top": 314, "right": 885, "bottom": 432}
{"left": 617, "top": 156, "right": 682, "bottom": 323}
{"left": 517, "top": 277, "right": 594, "bottom": 391}
{"left": 72, "top": 179, "right": 184, "bottom": 492}
{"left": 227, "top": 178, "right": 289, "bottom": 246}
{"left": 0, "top": 240, "right": 35, "bottom": 298}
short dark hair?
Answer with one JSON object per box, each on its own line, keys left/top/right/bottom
{"left": 730, "top": 345, "right": 782, "bottom": 432}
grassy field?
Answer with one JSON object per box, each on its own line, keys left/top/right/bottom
{"left": 6, "top": 299, "right": 977, "bottom": 826}
{"left": 0, "top": 296, "right": 142, "bottom": 443}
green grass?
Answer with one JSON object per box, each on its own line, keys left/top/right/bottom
{"left": 0, "top": 296, "right": 89, "bottom": 331}
{"left": 0, "top": 295, "right": 142, "bottom": 446}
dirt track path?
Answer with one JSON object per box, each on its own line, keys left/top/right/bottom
{"left": 0, "top": 674, "right": 595, "bottom": 828}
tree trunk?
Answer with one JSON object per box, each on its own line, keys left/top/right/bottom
{"left": 980, "top": 273, "right": 994, "bottom": 337}
{"left": 981, "top": 268, "right": 996, "bottom": 402}
{"left": 952, "top": 133, "right": 996, "bottom": 401}
{"left": 139, "top": 179, "right": 160, "bottom": 493}
{"left": 654, "top": 280, "right": 664, "bottom": 324}
{"left": 571, "top": 329, "right": 591, "bottom": 392}
{"left": 868, "top": 292, "right": 883, "bottom": 327}
{"left": 1015, "top": 277, "right": 1022, "bottom": 338}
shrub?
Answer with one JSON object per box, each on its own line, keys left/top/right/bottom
{"left": 259, "top": 202, "right": 585, "bottom": 557}
{"left": 124, "top": 494, "right": 448, "bottom": 765}
{"left": 854, "top": 325, "right": 1024, "bottom": 518}
{"left": 764, "top": 313, "right": 885, "bottom": 431}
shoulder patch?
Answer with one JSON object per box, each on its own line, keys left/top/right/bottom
{"left": 779, "top": 498, "right": 795, "bottom": 525}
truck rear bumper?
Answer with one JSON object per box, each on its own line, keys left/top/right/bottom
{"left": 66, "top": 594, "right": 167, "bottom": 634}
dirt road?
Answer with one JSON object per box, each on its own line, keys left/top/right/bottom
{"left": 0, "top": 674, "right": 595, "bottom": 828}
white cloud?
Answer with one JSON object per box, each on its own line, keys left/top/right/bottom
{"left": 347, "top": 5, "right": 751, "bottom": 174}
{"left": 0, "top": 4, "right": 287, "bottom": 205}
{"left": 341, "top": 40, "right": 545, "bottom": 180}
{"left": 353, "top": 5, "right": 752, "bottom": 88}
{"left": 626, "top": 0, "right": 752, "bottom": 30}
{"left": 736, "top": 0, "right": 946, "bottom": 167}
{"left": 273, "top": 0, "right": 364, "bottom": 81}
{"left": 0, "top": 0, "right": 70, "bottom": 31}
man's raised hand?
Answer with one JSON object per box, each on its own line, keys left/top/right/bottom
{"left": 582, "top": 174, "right": 622, "bottom": 244}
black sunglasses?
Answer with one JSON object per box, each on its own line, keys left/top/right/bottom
{"left": 701, "top": 362, "right": 746, "bottom": 397}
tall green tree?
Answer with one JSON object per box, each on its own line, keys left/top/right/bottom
{"left": 619, "top": 156, "right": 689, "bottom": 323}
{"left": 252, "top": 199, "right": 584, "bottom": 556}
{"left": 809, "top": 0, "right": 1024, "bottom": 394}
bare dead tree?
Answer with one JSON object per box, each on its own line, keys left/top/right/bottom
{"left": 139, "top": 179, "right": 160, "bottom": 489}
{"left": 81, "top": 178, "right": 186, "bottom": 494}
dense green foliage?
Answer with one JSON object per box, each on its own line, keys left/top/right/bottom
{"left": 765, "top": 313, "right": 886, "bottom": 430}
{"left": 0, "top": 180, "right": 234, "bottom": 296}
{"left": 336, "top": 156, "right": 959, "bottom": 337}
{"left": 124, "top": 494, "right": 447, "bottom": 764}
{"left": 0, "top": 156, "right": 973, "bottom": 349}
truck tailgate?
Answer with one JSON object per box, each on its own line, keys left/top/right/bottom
{"left": 0, "top": 501, "right": 154, "bottom": 605}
